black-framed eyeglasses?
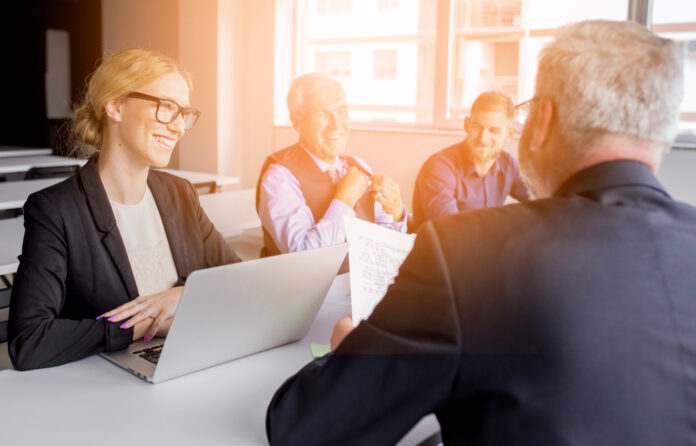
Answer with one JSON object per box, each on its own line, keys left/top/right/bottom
{"left": 514, "top": 97, "right": 538, "bottom": 113}
{"left": 513, "top": 97, "right": 538, "bottom": 126}
{"left": 127, "top": 92, "right": 201, "bottom": 130}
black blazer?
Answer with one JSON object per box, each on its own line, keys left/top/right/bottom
{"left": 267, "top": 160, "right": 696, "bottom": 445}
{"left": 8, "top": 158, "right": 241, "bottom": 370}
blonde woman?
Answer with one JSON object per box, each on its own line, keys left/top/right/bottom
{"left": 8, "top": 48, "right": 240, "bottom": 370}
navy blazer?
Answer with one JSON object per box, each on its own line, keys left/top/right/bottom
{"left": 267, "top": 160, "right": 696, "bottom": 445}
{"left": 8, "top": 158, "right": 241, "bottom": 370}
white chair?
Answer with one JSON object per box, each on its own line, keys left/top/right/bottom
{"left": 198, "top": 189, "right": 263, "bottom": 261}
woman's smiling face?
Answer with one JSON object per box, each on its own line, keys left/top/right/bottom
{"left": 114, "top": 72, "right": 191, "bottom": 168}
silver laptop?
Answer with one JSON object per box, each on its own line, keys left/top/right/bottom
{"left": 100, "top": 242, "right": 349, "bottom": 383}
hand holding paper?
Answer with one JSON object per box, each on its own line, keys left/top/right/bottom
{"left": 344, "top": 217, "right": 416, "bottom": 325}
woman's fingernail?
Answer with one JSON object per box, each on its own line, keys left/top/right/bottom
{"left": 96, "top": 315, "right": 104, "bottom": 320}
{"left": 120, "top": 322, "right": 128, "bottom": 329}
{"left": 143, "top": 336, "right": 151, "bottom": 343}
{"left": 107, "top": 316, "right": 115, "bottom": 322}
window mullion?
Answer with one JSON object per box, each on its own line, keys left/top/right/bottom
{"left": 628, "top": 0, "right": 654, "bottom": 27}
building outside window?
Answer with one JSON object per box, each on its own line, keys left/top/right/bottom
{"left": 317, "top": 0, "right": 353, "bottom": 14}
{"left": 651, "top": 0, "right": 696, "bottom": 139}
{"left": 378, "top": 0, "right": 400, "bottom": 11}
{"left": 374, "top": 49, "right": 398, "bottom": 80}
{"left": 314, "top": 51, "right": 352, "bottom": 79}
{"left": 296, "top": 0, "right": 436, "bottom": 124}
{"left": 281, "top": 0, "right": 690, "bottom": 137}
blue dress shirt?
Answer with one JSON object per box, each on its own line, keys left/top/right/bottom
{"left": 412, "top": 142, "right": 529, "bottom": 229}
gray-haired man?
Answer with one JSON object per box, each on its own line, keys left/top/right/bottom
{"left": 267, "top": 20, "right": 695, "bottom": 445}
{"left": 255, "top": 73, "right": 407, "bottom": 257}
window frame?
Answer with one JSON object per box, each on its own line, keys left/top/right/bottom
{"left": 279, "top": 0, "right": 691, "bottom": 141}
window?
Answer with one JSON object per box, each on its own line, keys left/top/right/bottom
{"left": 449, "top": 0, "right": 627, "bottom": 122}
{"left": 292, "top": 0, "right": 437, "bottom": 124}
{"left": 317, "top": 0, "right": 353, "bottom": 14}
{"left": 280, "top": 0, "right": 679, "bottom": 131}
{"left": 374, "top": 50, "right": 398, "bottom": 80}
{"left": 651, "top": 0, "right": 696, "bottom": 138}
{"left": 378, "top": 0, "right": 400, "bottom": 11}
{"left": 314, "top": 51, "right": 352, "bottom": 78}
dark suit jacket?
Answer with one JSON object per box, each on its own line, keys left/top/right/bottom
{"left": 267, "top": 160, "right": 696, "bottom": 445}
{"left": 8, "top": 158, "right": 241, "bottom": 371}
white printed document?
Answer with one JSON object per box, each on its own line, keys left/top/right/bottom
{"left": 344, "top": 217, "right": 416, "bottom": 325}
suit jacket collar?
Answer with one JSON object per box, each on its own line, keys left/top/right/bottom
{"left": 78, "top": 156, "right": 139, "bottom": 298}
{"left": 554, "top": 160, "right": 668, "bottom": 199}
{"left": 78, "top": 156, "right": 188, "bottom": 297}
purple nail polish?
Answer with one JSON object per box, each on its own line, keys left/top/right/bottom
{"left": 96, "top": 315, "right": 104, "bottom": 320}
{"left": 107, "top": 316, "right": 115, "bottom": 322}
{"left": 120, "top": 322, "right": 128, "bottom": 329}
{"left": 143, "top": 336, "right": 151, "bottom": 343}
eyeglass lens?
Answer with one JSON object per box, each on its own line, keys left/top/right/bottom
{"left": 156, "top": 99, "right": 198, "bottom": 129}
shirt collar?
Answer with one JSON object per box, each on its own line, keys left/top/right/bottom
{"left": 300, "top": 143, "right": 344, "bottom": 173}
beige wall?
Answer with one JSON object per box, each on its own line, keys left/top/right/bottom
{"left": 102, "top": 0, "right": 222, "bottom": 173}
{"left": 237, "top": 0, "right": 276, "bottom": 187}
{"left": 177, "top": 0, "right": 219, "bottom": 174}
{"left": 101, "top": 0, "right": 178, "bottom": 56}
{"left": 102, "top": 0, "right": 180, "bottom": 167}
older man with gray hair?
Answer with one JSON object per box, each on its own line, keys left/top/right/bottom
{"left": 256, "top": 73, "right": 406, "bottom": 258}
{"left": 267, "top": 20, "right": 696, "bottom": 445}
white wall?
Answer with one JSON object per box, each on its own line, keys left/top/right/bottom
{"left": 239, "top": 0, "right": 276, "bottom": 188}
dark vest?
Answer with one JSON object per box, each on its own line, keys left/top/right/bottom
{"left": 256, "top": 143, "right": 375, "bottom": 257}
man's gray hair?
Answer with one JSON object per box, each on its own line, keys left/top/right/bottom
{"left": 287, "top": 72, "right": 344, "bottom": 127}
{"left": 536, "top": 20, "right": 684, "bottom": 152}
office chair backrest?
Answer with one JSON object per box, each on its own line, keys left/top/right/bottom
{"left": 24, "top": 165, "right": 79, "bottom": 180}
{"left": 198, "top": 189, "right": 261, "bottom": 238}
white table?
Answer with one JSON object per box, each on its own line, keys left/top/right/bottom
{"left": 0, "top": 178, "right": 63, "bottom": 211}
{"left": 0, "top": 156, "right": 238, "bottom": 190}
{"left": 0, "top": 147, "right": 53, "bottom": 158}
{"left": 158, "top": 168, "right": 240, "bottom": 189}
{"left": 0, "top": 155, "right": 86, "bottom": 174}
{"left": 0, "top": 217, "right": 23, "bottom": 276}
{"left": 0, "top": 274, "right": 439, "bottom": 445}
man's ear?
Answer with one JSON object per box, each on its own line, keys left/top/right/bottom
{"left": 105, "top": 99, "right": 122, "bottom": 123}
{"left": 290, "top": 112, "right": 303, "bottom": 134}
{"left": 529, "top": 97, "right": 553, "bottom": 151}
{"left": 463, "top": 117, "right": 470, "bottom": 133}
{"left": 506, "top": 122, "right": 516, "bottom": 141}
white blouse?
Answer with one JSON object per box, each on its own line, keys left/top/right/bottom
{"left": 109, "top": 186, "right": 178, "bottom": 296}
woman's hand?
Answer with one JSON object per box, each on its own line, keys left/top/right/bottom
{"left": 98, "top": 286, "right": 184, "bottom": 341}
{"left": 132, "top": 317, "right": 173, "bottom": 343}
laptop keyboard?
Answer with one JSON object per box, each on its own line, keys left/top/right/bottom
{"left": 133, "top": 345, "right": 163, "bottom": 364}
